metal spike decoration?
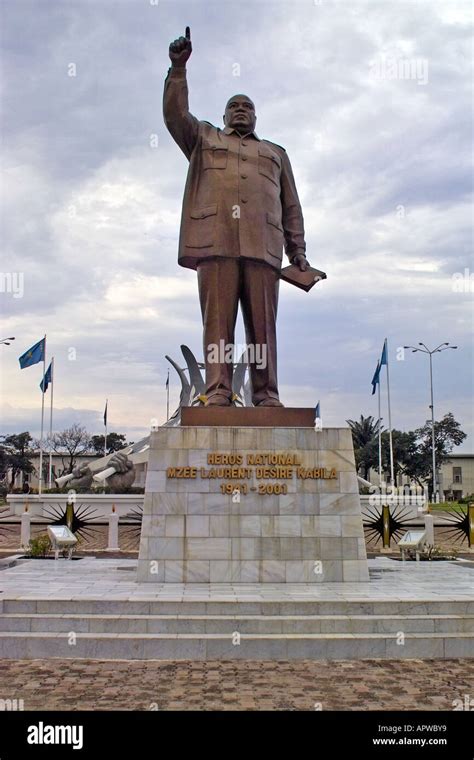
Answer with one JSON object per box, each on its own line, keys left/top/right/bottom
{"left": 362, "top": 504, "right": 416, "bottom": 547}
{"left": 40, "top": 503, "right": 105, "bottom": 543}
{"left": 436, "top": 506, "right": 470, "bottom": 545}
{"left": 0, "top": 502, "right": 106, "bottom": 548}
{"left": 0, "top": 507, "right": 16, "bottom": 542}
{"left": 120, "top": 505, "right": 144, "bottom": 542}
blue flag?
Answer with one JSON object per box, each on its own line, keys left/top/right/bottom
{"left": 380, "top": 339, "right": 388, "bottom": 366}
{"left": 40, "top": 361, "right": 52, "bottom": 393}
{"left": 19, "top": 338, "right": 45, "bottom": 369}
{"left": 315, "top": 401, "right": 321, "bottom": 418}
{"left": 371, "top": 361, "right": 381, "bottom": 395}
{"left": 103, "top": 401, "right": 108, "bottom": 427}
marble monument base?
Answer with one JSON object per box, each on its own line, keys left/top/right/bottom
{"left": 137, "top": 426, "right": 369, "bottom": 583}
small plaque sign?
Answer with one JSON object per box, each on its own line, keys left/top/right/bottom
{"left": 47, "top": 525, "right": 77, "bottom": 547}
{"left": 398, "top": 530, "right": 426, "bottom": 548}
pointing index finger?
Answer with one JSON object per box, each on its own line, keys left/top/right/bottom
{"left": 185, "top": 26, "right": 191, "bottom": 41}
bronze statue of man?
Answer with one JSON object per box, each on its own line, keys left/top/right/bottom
{"left": 164, "top": 27, "right": 309, "bottom": 407}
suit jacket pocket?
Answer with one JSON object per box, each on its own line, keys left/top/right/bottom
{"left": 266, "top": 212, "right": 284, "bottom": 261}
{"left": 202, "top": 145, "right": 228, "bottom": 170}
{"left": 185, "top": 204, "right": 218, "bottom": 249}
{"left": 258, "top": 146, "right": 281, "bottom": 187}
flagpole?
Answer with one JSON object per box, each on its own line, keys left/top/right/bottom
{"left": 384, "top": 338, "right": 395, "bottom": 485}
{"left": 166, "top": 370, "right": 170, "bottom": 421}
{"left": 104, "top": 399, "right": 108, "bottom": 458}
{"left": 38, "top": 334, "right": 46, "bottom": 495}
{"left": 48, "top": 357, "right": 55, "bottom": 489}
{"left": 377, "top": 376, "right": 382, "bottom": 486}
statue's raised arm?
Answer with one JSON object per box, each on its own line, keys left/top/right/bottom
{"left": 164, "top": 27, "right": 198, "bottom": 159}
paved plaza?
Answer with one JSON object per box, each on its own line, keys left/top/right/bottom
{"left": 1, "top": 556, "right": 472, "bottom": 709}
{"left": 0, "top": 657, "right": 472, "bottom": 711}
{"left": 0, "top": 555, "right": 473, "bottom": 603}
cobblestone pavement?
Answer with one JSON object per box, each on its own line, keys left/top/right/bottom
{"left": 0, "top": 659, "right": 472, "bottom": 711}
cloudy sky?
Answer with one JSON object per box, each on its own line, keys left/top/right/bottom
{"left": 1, "top": 0, "right": 472, "bottom": 450}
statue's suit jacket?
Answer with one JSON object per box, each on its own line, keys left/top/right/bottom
{"left": 163, "top": 66, "right": 306, "bottom": 272}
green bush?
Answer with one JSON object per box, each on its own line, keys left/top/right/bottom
{"left": 24, "top": 534, "right": 52, "bottom": 558}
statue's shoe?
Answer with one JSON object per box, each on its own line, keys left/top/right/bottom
{"left": 205, "top": 394, "right": 232, "bottom": 407}
{"left": 256, "top": 398, "right": 284, "bottom": 407}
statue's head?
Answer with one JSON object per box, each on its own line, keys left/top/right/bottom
{"left": 223, "top": 94, "right": 256, "bottom": 134}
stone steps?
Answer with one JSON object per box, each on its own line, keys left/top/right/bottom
{"left": 0, "top": 629, "right": 472, "bottom": 659}
{"left": 0, "top": 597, "right": 473, "bottom": 659}
{"left": 1, "top": 612, "right": 474, "bottom": 635}
{"left": 3, "top": 598, "right": 474, "bottom": 615}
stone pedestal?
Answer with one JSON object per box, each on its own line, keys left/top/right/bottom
{"left": 107, "top": 511, "right": 120, "bottom": 552}
{"left": 137, "top": 426, "right": 369, "bottom": 583}
{"left": 20, "top": 510, "right": 31, "bottom": 549}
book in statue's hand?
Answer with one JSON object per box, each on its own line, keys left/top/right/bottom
{"left": 280, "top": 263, "right": 327, "bottom": 292}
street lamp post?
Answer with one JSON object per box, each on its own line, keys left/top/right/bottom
{"left": 403, "top": 342, "right": 457, "bottom": 502}
{"left": 0, "top": 337, "right": 15, "bottom": 346}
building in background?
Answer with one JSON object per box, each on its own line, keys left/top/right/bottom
{"left": 365, "top": 453, "right": 474, "bottom": 501}
{"left": 439, "top": 454, "right": 474, "bottom": 501}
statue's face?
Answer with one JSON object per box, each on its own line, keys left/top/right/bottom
{"left": 223, "top": 95, "right": 256, "bottom": 134}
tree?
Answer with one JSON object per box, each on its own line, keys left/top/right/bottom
{"left": 347, "top": 415, "right": 382, "bottom": 480}
{"left": 90, "top": 433, "right": 131, "bottom": 456}
{"left": 404, "top": 412, "right": 467, "bottom": 487}
{"left": 49, "top": 424, "right": 93, "bottom": 475}
{"left": 381, "top": 429, "right": 419, "bottom": 485}
{"left": 348, "top": 411, "right": 466, "bottom": 488}
{"left": 0, "top": 444, "right": 8, "bottom": 483}
{"left": 0, "top": 432, "right": 35, "bottom": 490}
